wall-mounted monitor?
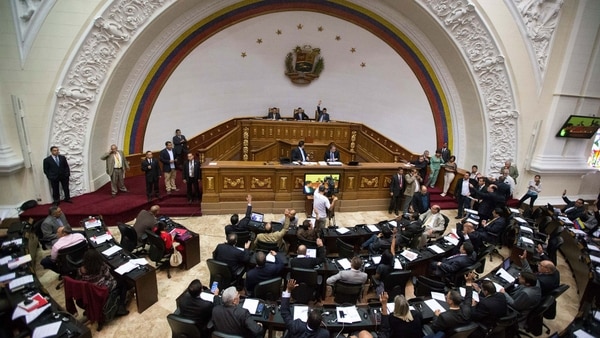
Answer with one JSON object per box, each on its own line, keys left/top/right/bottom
{"left": 556, "top": 115, "right": 600, "bottom": 139}
{"left": 303, "top": 173, "right": 340, "bottom": 196}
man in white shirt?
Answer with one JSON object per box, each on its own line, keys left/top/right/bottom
{"left": 313, "top": 184, "right": 338, "bottom": 230}
{"left": 454, "top": 172, "right": 472, "bottom": 219}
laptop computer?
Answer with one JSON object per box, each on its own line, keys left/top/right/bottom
{"left": 248, "top": 212, "right": 265, "bottom": 228}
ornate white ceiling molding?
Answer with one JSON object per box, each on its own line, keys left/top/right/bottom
{"left": 419, "top": 0, "right": 519, "bottom": 175}
{"left": 49, "top": 0, "right": 171, "bottom": 196}
{"left": 506, "top": 0, "right": 564, "bottom": 87}
{"left": 10, "top": 0, "right": 57, "bottom": 68}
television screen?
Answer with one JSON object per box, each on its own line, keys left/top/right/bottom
{"left": 556, "top": 115, "right": 600, "bottom": 139}
{"left": 303, "top": 173, "right": 340, "bottom": 196}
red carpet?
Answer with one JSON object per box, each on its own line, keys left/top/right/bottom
{"left": 20, "top": 174, "right": 201, "bottom": 226}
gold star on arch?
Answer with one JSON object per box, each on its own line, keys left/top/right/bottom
{"left": 350, "top": 47, "right": 356, "bottom": 53}
{"left": 360, "top": 62, "right": 366, "bottom": 67}
{"left": 256, "top": 38, "right": 263, "bottom": 44}
{"left": 241, "top": 52, "right": 247, "bottom": 58}
{"left": 318, "top": 26, "right": 324, "bottom": 32}
{"left": 276, "top": 29, "right": 282, "bottom": 35}
{"left": 297, "top": 24, "right": 303, "bottom": 30}
{"left": 335, "top": 35, "right": 341, "bottom": 41}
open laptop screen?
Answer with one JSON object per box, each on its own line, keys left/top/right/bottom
{"left": 250, "top": 212, "right": 264, "bottom": 222}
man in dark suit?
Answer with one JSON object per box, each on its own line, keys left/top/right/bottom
{"left": 290, "top": 238, "right": 326, "bottom": 269}
{"left": 430, "top": 242, "right": 476, "bottom": 276}
{"left": 225, "top": 194, "right": 253, "bottom": 235}
{"left": 561, "top": 189, "right": 587, "bottom": 221}
{"left": 43, "top": 146, "right": 71, "bottom": 205}
{"left": 323, "top": 143, "right": 340, "bottom": 162}
{"left": 460, "top": 221, "right": 484, "bottom": 254}
{"left": 475, "top": 184, "right": 504, "bottom": 221}
{"left": 316, "top": 100, "right": 330, "bottom": 122}
{"left": 520, "top": 249, "right": 560, "bottom": 296}
{"left": 245, "top": 251, "right": 284, "bottom": 297}
{"left": 439, "top": 142, "right": 451, "bottom": 163}
{"left": 280, "top": 279, "right": 329, "bottom": 338}
{"left": 159, "top": 141, "right": 178, "bottom": 194}
{"left": 265, "top": 107, "right": 281, "bottom": 120}
{"left": 176, "top": 279, "right": 220, "bottom": 335}
{"left": 293, "top": 107, "right": 309, "bottom": 120}
{"left": 471, "top": 279, "right": 507, "bottom": 330}
{"left": 430, "top": 272, "right": 474, "bottom": 337}
{"left": 478, "top": 207, "right": 508, "bottom": 243}
{"left": 182, "top": 153, "right": 201, "bottom": 204}
{"left": 41, "top": 206, "right": 72, "bottom": 246}
{"left": 411, "top": 186, "right": 430, "bottom": 214}
{"left": 388, "top": 167, "right": 405, "bottom": 215}
{"left": 141, "top": 151, "right": 160, "bottom": 201}
{"left": 502, "top": 271, "right": 541, "bottom": 327}
{"left": 212, "top": 286, "right": 263, "bottom": 338}
{"left": 213, "top": 233, "right": 252, "bottom": 282}
{"left": 172, "top": 129, "right": 188, "bottom": 168}
{"left": 291, "top": 140, "right": 309, "bottom": 162}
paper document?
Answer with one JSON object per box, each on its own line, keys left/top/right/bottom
{"left": 496, "top": 268, "right": 516, "bottom": 283}
{"left": 424, "top": 299, "right": 445, "bottom": 313}
{"left": 371, "top": 256, "right": 382, "bottom": 264}
{"left": 335, "top": 227, "right": 351, "bottom": 234}
{"left": 393, "top": 258, "right": 403, "bottom": 270}
{"left": 520, "top": 237, "right": 534, "bottom": 245}
{"left": 115, "top": 262, "right": 138, "bottom": 275}
{"left": 8, "top": 254, "right": 32, "bottom": 269}
{"left": 0, "top": 272, "right": 16, "bottom": 283}
{"left": 317, "top": 161, "right": 328, "bottom": 166}
{"left": 570, "top": 228, "right": 587, "bottom": 236}
{"left": 266, "top": 254, "right": 276, "bottom": 263}
{"left": 464, "top": 208, "right": 478, "bottom": 215}
{"left": 573, "top": 329, "right": 597, "bottom": 338}
{"left": 337, "top": 258, "right": 352, "bottom": 270}
{"left": 101, "top": 245, "right": 122, "bottom": 257}
{"left": 200, "top": 292, "right": 215, "bottom": 302}
{"left": 2, "top": 238, "right": 23, "bottom": 247}
{"left": 305, "top": 249, "right": 316, "bottom": 258}
{"left": 558, "top": 216, "right": 573, "bottom": 225}
{"left": 428, "top": 245, "right": 444, "bottom": 254}
{"left": 388, "top": 220, "right": 397, "bottom": 227}
{"left": 587, "top": 244, "right": 600, "bottom": 252}
{"left": 9, "top": 274, "right": 34, "bottom": 291}
{"left": 459, "top": 287, "right": 480, "bottom": 303}
{"left": 514, "top": 217, "right": 527, "bottom": 224}
{"left": 12, "top": 303, "right": 51, "bottom": 323}
{"left": 366, "top": 225, "right": 380, "bottom": 232}
{"left": 91, "top": 233, "right": 112, "bottom": 244}
{"left": 444, "top": 234, "right": 460, "bottom": 246}
{"left": 130, "top": 258, "right": 148, "bottom": 265}
{"left": 293, "top": 305, "right": 309, "bottom": 321}
{"left": 0, "top": 256, "right": 11, "bottom": 265}
{"left": 84, "top": 219, "right": 102, "bottom": 229}
{"left": 509, "top": 208, "right": 520, "bottom": 214}
{"left": 243, "top": 298, "right": 260, "bottom": 314}
{"left": 401, "top": 250, "right": 418, "bottom": 261}
{"left": 519, "top": 226, "right": 533, "bottom": 233}
{"left": 32, "top": 321, "right": 61, "bottom": 338}
{"left": 589, "top": 255, "right": 600, "bottom": 264}
{"left": 431, "top": 292, "right": 446, "bottom": 302}
{"left": 336, "top": 306, "right": 361, "bottom": 323}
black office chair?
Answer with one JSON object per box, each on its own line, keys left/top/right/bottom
{"left": 145, "top": 230, "right": 172, "bottom": 279}
{"left": 485, "top": 309, "right": 519, "bottom": 338}
{"left": 544, "top": 284, "right": 570, "bottom": 323}
{"left": 336, "top": 238, "right": 355, "bottom": 259}
{"left": 255, "top": 240, "right": 280, "bottom": 253}
{"left": 475, "top": 244, "right": 495, "bottom": 273}
{"left": 290, "top": 267, "right": 320, "bottom": 304}
{"left": 414, "top": 276, "right": 446, "bottom": 298}
{"left": 253, "top": 277, "right": 282, "bottom": 302}
{"left": 117, "top": 222, "right": 145, "bottom": 254}
{"left": 207, "top": 259, "right": 236, "bottom": 289}
{"left": 447, "top": 262, "right": 481, "bottom": 287}
{"left": 212, "top": 332, "right": 244, "bottom": 338}
{"left": 546, "top": 231, "right": 565, "bottom": 265}
{"left": 55, "top": 240, "right": 89, "bottom": 289}
{"left": 32, "top": 218, "right": 52, "bottom": 250}
{"left": 447, "top": 322, "right": 479, "bottom": 338}
{"left": 167, "top": 313, "right": 202, "bottom": 338}
{"left": 233, "top": 231, "right": 252, "bottom": 248}
{"left": 297, "top": 238, "right": 318, "bottom": 249}
{"left": 383, "top": 270, "right": 411, "bottom": 299}
{"left": 333, "top": 281, "right": 363, "bottom": 304}
{"left": 520, "top": 295, "right": 555, "bottom": 337}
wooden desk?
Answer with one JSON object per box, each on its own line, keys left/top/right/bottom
{"left": 179, "top": 231, "right": 200, "bottom": 270}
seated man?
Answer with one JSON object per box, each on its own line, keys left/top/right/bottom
{"left": 212, "top": 233, "right": 252, "bottom": 283}
{"left": 265, "top": 107, "right": 281, "bottom": 120}
{"left": 520, "top": 250, "right": 560, "bottom": 296}
{"left": 41, "top": 206, "right": 72, "bottom": 246}
{"left": 225, "top": 195, "right": 253, "bottom": 235}
{"left": 326, "top": 256, "right": 368, "bottom": 286}
{"left": 397, "top": 213, "right": 425, "bottom": 248}
{"left": 361, "top": 226, "right": 393, "bottom": 255}
{"left": 254, "top": 209, "right": 292, "bottom": 252}
{"left": 477, "top": 207, "right": 507, "bottom": 243}
{"left": 419, "top": 205, "right": 446, "bottom": 239}
{"left": 245, "top": 251, "right": 284, "bottom": 297}
{"left": 296, "top": 219, "right": 318, "bottom": 241}
{"left": 133, "top": 204, "right": 160, "bottom": 244}
{"left": 561, "top": 189, "right": 587, "bottom": 221}
{"left": 471, "top": 280, "right": 508, "bottom": 331}
{"left": 428, "top": 273, "right": 474, "bottom": 337}
{"left": 459, "top": 221, "right": 484, "bottom": 254}
{"left": 501, "top": 271, "right": 541, "bottom": 327}
{"left": 293, "top": 107, "right": 309, "bottom": 121}
{"left": 176, "top": 279, "right": 220, "bottom": 335}
{"left": 212, "top": 286, "right": 263, "bottom": 337}
{"left": 40, "top": 226, "right": 86, "bottom": 272}
{"left": 281, "top": 279, "right": 329, "bottom": 338}
{"left": 430, "top": 242, "right": 476, "bottom": 277}
{"left": 290, "top": 238, "right": 326, "bottom": 269}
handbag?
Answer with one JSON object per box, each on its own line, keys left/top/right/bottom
{"left": 170, "top": 242, "right": 183, "bottom": 267}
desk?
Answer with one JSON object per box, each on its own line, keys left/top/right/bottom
{"left": 179, "top": 231, "right": 200, "bottom": 270}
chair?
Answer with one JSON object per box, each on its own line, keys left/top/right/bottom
{"left": 546, "top": 232, "right": 565, "bottom": 265}
{"left": 233, "top": 231, "right": 252, "bottom": 248}
{"left": 290, "top": 267, "right": 320, "bottom": 304}
{"left": 333, "top": 281, "right": 363, "bottom": 304}
{"left": 32, "top": 218, "right": 51, "bottom": 250}
{"left": 447, "top": 322, "right": 479, "bottom": 338}
{"left": 383, "top": 270, "right": 411, "bottom": 299}
{"left": 297, "top": 238, "right": 318, "bottom": 249}
{"left": 447, "top": 262, "right": 481, "bottom": 287}
{"left": 485, "top": 309, "right": 519, "bottom": 338}
{"left": 336, "top": 238, "right": 355, "bottom": 259}
{"left": 167, "top": 313, "right": 202, "bottom": 338}
{"left": 253, "top": 277, "right": 282, "bottom": 302}
{"left": 212, "top": 332, "right": 244, "bottom": 338}
{"left": 543, "top": 284, "right": 570, "bottom": 323}
{"left": 55, "top": 240, "right": 89, "bottom": 290}
{"left": 207, "top": 259, "right": 236, "bottom": 289}
{"left": 117, "top": 222, "right": 145, "bottom": 254}
{"left": 475, "top": 244, "right": 495, "bottom": 273}
{"left": 63, "top": 276, "right": 109, "bottom": 331}
{"left": 255, "top": 240, "right": 279, "bottom": 253}
{"left": 414, "top": 276, "right": 446, "bottom": 297}
{"left": 520, "top": 295, "right": 555, "bottom": 337}
{"left": 145, "top": 230, "right": 172, "bottom": 278}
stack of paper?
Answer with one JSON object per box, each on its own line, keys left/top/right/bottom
{"left": 424, "top": 299, "right": 445, "bottom": 313}
{"left": 366, "top": 225, "right": 379, "bottom": 232}
{"left": 393, "top": 258, "right": 403, "bottom": 270}
{"left": 242, "top": 298, "right": 260, "bottom": 314}
{"left": 1, "top": 238, "right": 23, "bottom": 247}
{"left": 335, "top": 227, "right": 351, "bottom": 234}
{"left": 428, "top": 245, "right": 445, "bottom": 254}
{"left": 101, "top": 245, "right": 122, "bottom": 257}
{"left": 336, "top": 306, "right": 361, "bottom": 323}
{"left": 401, "top": 250, "right": 418, "bottom": 261}
{"left": 459, "top": 287, "right": 480, "bottom": 303}
{"left": 90, "top": 233, "right": 112, "bottom": 245}
{"left": 8, "top": 254, "right": 32, "bottom": 269}
{"left": 8, "top": 274, "right": 33, "bottom": 291}
{"left": 495, "top": 268, "right": 516, "bottom": 283}
{"left": 337, "top": 258, "right": 352, "bottom": 270}
{"left": 84, "top": 219, "right": 102, "bottom": 229}
{"left": 293, "top": 305, "right": 309, "bottom": 321}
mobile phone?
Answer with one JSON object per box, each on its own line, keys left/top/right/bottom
{"left": 257, "top": 303, "right": 264, "bottom": 314}
{"left": 211, "top": 281, "right": 218, "bottom": 293}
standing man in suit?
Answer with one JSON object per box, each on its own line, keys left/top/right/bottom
{"left": 323, "top": 143, "right": 340, "bottom": 162}
{"left": 290, "top": 140, "right": 309, "bottom": 162}
{"left": 389, "top": 167, "right": 405, "bottom": 215}
{"left": 503, "top": 160, "right": 519, "bottom": 184}
{"left": 176, "top": 279, "right": 220, "bottom": 336}
{"left": 412, "top": 186, "right": 431, "bottom": 214}
{"left": 281, "top": 279, "right": 329, "bottom": 338}
{"left": 440, "top": 142, "right": 451, "bottom": 163}
{"left": 172, "top": 129, "right": 188, "bottom": 169}
{"left": 183, "top": 153, "right": 201, "bottom": 204}
{"left": 100, "top": 144, "right": 129, "bottom": 197}
{"left": 402, "top": 168, "right": 419, "bottom": 214}
{"left": 41, "top": 206, "right": 72, "bottom": 246}
{"left": 43, "top": 146, "right": 71, "bottom": 205}
{"left": 159, "top": 141, "right": 178, "bottom": 195}
{"left": 316, "top": 100, "right": 330, "bottom": 122}
{"left": 141, "top": 151, "right": 160, "bottom": 201}
{"left": 293, "top": 107, "right": 309, "bottom": 120}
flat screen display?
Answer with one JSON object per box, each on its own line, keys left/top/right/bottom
{"left": 556, "top": 115, "right": 600, "bottom": 139}
{"left": 303, "top": 173, "right": 340, "bottom": 196}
